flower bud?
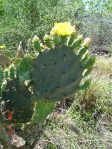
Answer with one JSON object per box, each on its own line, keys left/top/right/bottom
{"left": 83, "top": 38, "right": 91, "bottom": 48}
{"left": 32, "top": 35, "right": 42, "bottom": 53}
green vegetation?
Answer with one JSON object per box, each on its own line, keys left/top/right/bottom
{"left": 0, "top": 0, "right": 84, "bottom": 52}
{"left": 0, "top": 0, "right": 112, "bottom": 148}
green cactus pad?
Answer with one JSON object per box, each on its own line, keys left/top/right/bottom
{"left": 31, "top": 45, "right": 83, "bottom": 101}
{"left": 16, "top": 56, "right": 33, "bottom": 83}
{"left": 32, "top": 100, "right": 55, "bottom": 122}
{"left": 2, "top": 79, "right": 34, "bottom": 123}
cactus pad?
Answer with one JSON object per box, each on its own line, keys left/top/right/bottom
{"left": 31, "top": 45, "right": 83, "bottom": 100}
{"left": 2, "top": 79, "right": 34, "bottom": 123}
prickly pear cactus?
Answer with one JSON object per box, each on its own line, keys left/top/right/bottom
{"left": 0, "top": 22, "right": 96, "bottom": 149}
{"left": 0, "top": 55, "right": 34, "bottom": 123}
{"left": 2, "top": 78, "right": 34, "bottom": 123}
{"left": 31, "top": 22, "right": 95, "bottom": 101}
{"left": 32, "top": 46, "right": 83, "bottom": 100}
{"left": 1, "top": 22, "right": 95, "bottom": 124}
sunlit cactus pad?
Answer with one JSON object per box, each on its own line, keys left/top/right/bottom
{"left": 31, "top": 45, "right": 83, "bottom": 100}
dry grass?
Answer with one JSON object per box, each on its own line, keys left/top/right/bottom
{"left": 93, "top": 56, "right": 112, "bottom": 75}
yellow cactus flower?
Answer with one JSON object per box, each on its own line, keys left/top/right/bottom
{"left": 50, "top": 22, "right": 76, "bottom": 36}
{"left": 82, "top": 38, "right": 91, "bottom": 48}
